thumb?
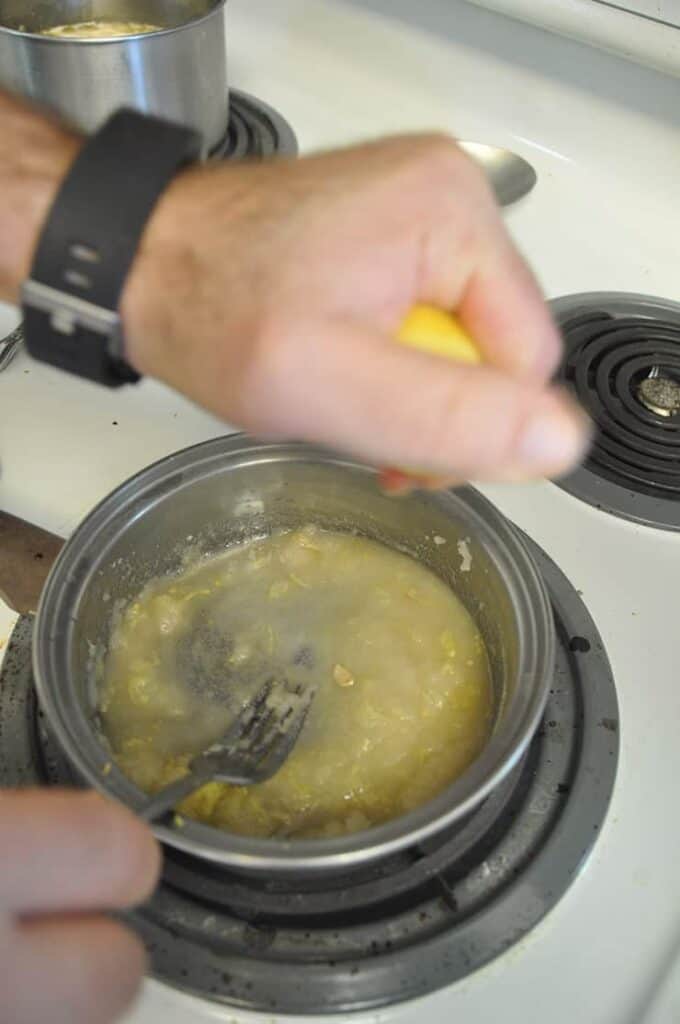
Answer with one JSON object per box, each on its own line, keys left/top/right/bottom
{"left": 243, "top": 316, "right": 591, "bottom": 483}
{"left": 0, "top": 789, "right": 160, "bottom": 914}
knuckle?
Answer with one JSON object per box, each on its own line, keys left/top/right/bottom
{"left": 411, "top": 132, "right": 459, "bottom": 162}
{"left": 408, "top": 133, "right": 488, "bottom": 192}
{"left": 406, "top": 373, "right": 472, "bottom": 469}
{"left": 419, "top": 371, "right": 524, "bottom": 474}
{"left": 78, "top": 794, "right": 130, "bottom": 860}
{"left": 232, "top": 322, "right": 278, "bottom": 428}
{"left": 79, "top": 795, "right": 159, "bottom": 905}
{"left": 235, "top": 313, "right": 299, "bottom": 432}
{"left": 392, "top": 134, "right": 496, "bottom": 245}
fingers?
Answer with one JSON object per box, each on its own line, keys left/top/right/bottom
{"left": 0, "top": 914, "right": 146, "bottom": 1024}
{"left": 245, "top": 316, "right": 590, "bottom": 482}
{"left": 0, "top": 790, "right": 160, "bottom": 914}
{"left": 457, "top": 234, "right": 563, "bottom": 382}
{"left": 378, "top": 468, "right": 460, "bottom": 494}
{"left": 411, "top": 140, "right": 562, "bottom": 381}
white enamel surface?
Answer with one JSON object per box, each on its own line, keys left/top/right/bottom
{"left": 464, "top": 0, "right": 680, "bottom": 77}
{"left": 1, "top": 1, "right": 679, "bottom": 1022}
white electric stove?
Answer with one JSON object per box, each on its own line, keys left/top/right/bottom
{"left": 1, "top": 1, "right": 679, "bottom": 1022}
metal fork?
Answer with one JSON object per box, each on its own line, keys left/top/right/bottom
{"left": 0, "top": 324, "right": 24, "bottom": 372}
{"left": 139, "top": 679, "right": 316, "bottom": 823}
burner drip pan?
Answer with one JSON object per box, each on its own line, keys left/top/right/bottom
{"left": 216, "top": 89, "right": 297, "bottom": 160}
{"left": 0, "top": 536, "right": 619, "bottom": 1014}
{"left": 552, "top": 292, "right": 680, "bottom": 530}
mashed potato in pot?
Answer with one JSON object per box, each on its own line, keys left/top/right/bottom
{"left": 99, "top": 526, "right": 493, "bottom": 838}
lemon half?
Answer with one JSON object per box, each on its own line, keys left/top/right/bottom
{"left": 397, "top": 305, "right": 481, "bottom": 364}
{"left": 391, "top": 306, "right": 481, "bottom": 482}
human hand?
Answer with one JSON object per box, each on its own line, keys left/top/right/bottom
{"left": 123, "top": 134, "right": 590, "bottom": 484}
{"left": 0, "top": 789, "right": 160, "bottom": 1024}
{"left": 0, "top": 94, "right": 589, "bottom": 484}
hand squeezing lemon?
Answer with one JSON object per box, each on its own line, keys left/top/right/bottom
{"left": 381, "top": 305, "right": 481, "bottom": 491}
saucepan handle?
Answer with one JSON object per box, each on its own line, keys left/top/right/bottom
{"left": 0, "top": 511, "right": 64, "bottom": 614}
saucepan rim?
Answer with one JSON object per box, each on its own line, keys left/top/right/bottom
{"left": 33, "top": 434, "right": 554, "bottom": 873}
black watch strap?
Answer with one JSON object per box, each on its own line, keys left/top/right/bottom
{"left": 22, "top": 109, "right": 201, "bottom": 386}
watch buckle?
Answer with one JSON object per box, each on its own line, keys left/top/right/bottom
{"left": 22, "top": 279, "right": 122, "bottom": 344}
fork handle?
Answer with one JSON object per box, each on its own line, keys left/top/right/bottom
{"left": 137, "top": 751, "right": 252, "bottom": 823}
{"left": 138, "top": 760, "right": 218, "bottom": 823}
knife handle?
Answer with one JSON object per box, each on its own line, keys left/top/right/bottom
{"left": 0, "top": 511, "right": 64, "bottom": 614}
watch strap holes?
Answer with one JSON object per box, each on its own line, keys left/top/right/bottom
{"left": 69, "top": 243, "right": 101, "bottom": 264}
{"left": 63, "top": 269, "right": 92, "bottom": 290}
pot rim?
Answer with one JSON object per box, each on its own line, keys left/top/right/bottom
{"left": 0, "top": 0, "right": 226, "bottom": 42}
{"left": 33, "top": 435, "right": 554, "bottom": 872}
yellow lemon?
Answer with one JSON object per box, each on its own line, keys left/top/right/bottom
{"left": 397, "top": 305, "right": 481, "bottom": 364}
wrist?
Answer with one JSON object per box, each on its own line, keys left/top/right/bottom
{"left": 120, "top": 161, "right": 248, "bottom": 383}
{"left": 118, "top": 172, "right": 190, "bottom": 378}
{"left": 0, "top": 93, "right": 80, "bottom": 302}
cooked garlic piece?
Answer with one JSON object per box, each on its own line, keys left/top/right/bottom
{"left": 333, "top": 664, "right": 355, "bottom": 687}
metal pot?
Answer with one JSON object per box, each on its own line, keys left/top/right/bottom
{"left": 33, "top": 435, "right": 554, "bottom": 875}
{"left": 0, "top": 0, "right": 228, "bottom": 155}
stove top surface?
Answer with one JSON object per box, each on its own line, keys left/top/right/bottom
{"left": 1, "top": 0, "right": 679, "bottom": 1022}
{"left": 0, "top": 534, "right": 618, "bottom": 1014}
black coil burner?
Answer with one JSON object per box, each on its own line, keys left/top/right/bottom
{"left": 217, "top": 90, "right": 298, "bottom": 161}
{"left": 552, "top": 292, "right": 680, "bottom": 530}
{"left": 0, "top": 537, "right": 619, "bottom": 1015}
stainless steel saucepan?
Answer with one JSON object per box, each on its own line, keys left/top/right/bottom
{"left": 0, "top": 0, "right": 228, "bottom": 155}
{"left": 20, "top": 435, "right": 554, "bottom": 876}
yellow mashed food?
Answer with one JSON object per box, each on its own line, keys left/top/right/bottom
{"left": 41, "top": 21, "right": 160, "bottom": 38}
{"left": 100, "top": 526, "right": 493, "bottom": 838}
